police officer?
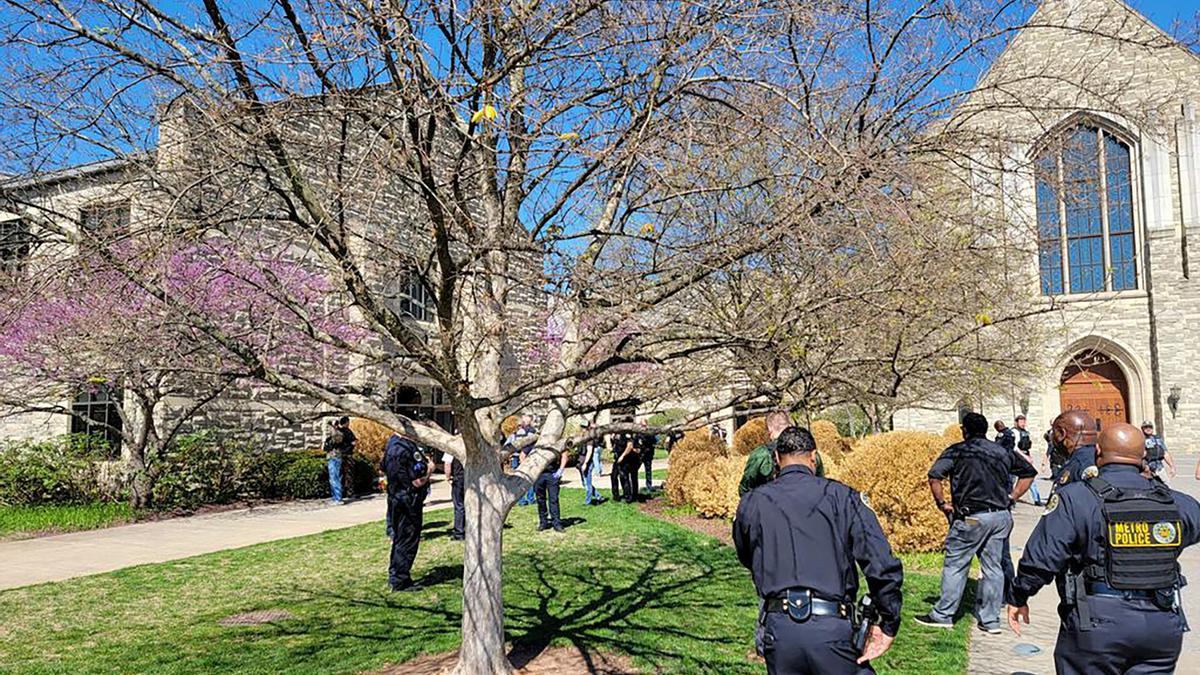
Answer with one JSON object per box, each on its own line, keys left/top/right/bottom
{"left": 916, "top": 412, "right": 1036, "bottom": 633}
{"left": 1051, "top": 410, "right": 1099, "bottom": 489}
{"left": 638, "top": 429, "right": 657, "bottom": 491}
{"left": 733, "top": 427, "right": 904, "bottom": 673}
{"left": 446, "top": 456, "right": 465, "bottom": 541}
{"left": 1007, "top": 422, "right": 1200, "bottom": 674}
{"left": 608, "top": 431, "right": 626, "bottom": 502}
{"left": 382, "top": 434, "right": 432, "bottom": 592}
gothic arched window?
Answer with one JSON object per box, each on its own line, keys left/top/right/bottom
{"left": 1035, "top": 124, "right": 1137, "bottom": 295}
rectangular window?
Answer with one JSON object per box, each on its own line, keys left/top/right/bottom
{"left": 397, "top": 268, "right": 434, "bottom": 322}
{"left": 0, "top": 218, "right": 33, "bottom": 276}
{"left": 79, "top": 201, "right": 130, "bottom": 241}
{"left": 1062, "top": 127, "right": 1105, "bottom": 293}
{"left": 1105, "top": 133, "right": 1137, "bottom": 291}
{"left": 70, "top": 386, "right": 123, "bottom": 456}
{"left": 1036, "top": 156, "right": 1064, "bottom": 295}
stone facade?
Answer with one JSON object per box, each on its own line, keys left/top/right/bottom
{"left": 895, "top": 0, "right": 1200, "bottom": 452}
{"left": 0, "top": 95, "right": 547, "bottom": 452}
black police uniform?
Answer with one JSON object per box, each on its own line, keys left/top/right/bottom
{"left": 733, "top": 465, "right": 904, "bottom": 674}
{"left": 382, "top": 435, "right": 429, "bottom": 590}
{"left": 638, "top": 433, "right": 656, "bottom": 488}
{"left": 1054, "top": 444, "right": 1098, "bottom": 489}
{"left": 450, "top": 457, "right": 465, "bottom": 540}
{"left": 1009, "top": 464, "right": 1200, "bottom": 674}
{"left": 609, "top": 433, "right": 626, "bottom": 501}
{"left": 617, "top": 435, "right": 641, "bottom": 503}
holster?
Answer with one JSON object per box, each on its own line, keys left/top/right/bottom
{"left": 1066, "top": 573, "right": 1093, "bottom": 632}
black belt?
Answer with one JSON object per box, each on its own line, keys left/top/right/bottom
{"left": 1085, "top": 582, "right": 1159, "bottom": 600}
{"left": 763, "top": 596, "right": 850, "bottom": 618}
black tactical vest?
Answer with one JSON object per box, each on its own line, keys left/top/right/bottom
{"left": 1086, "top": 476, "right": 1182, "bottom": 590}
{"left": 1145, "top": 438, "right": 1166, "bottom": 463}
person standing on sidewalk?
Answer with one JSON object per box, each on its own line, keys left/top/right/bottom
{"left": 1008, "top": 422, "right": 1200, "bottom": 673}
{"left": 1012, "top": 415, "right": 1041, "bottom": 505}
{"left": 915, "top": 412, "right": 1036, "bottom": 634}
{"left": 1142, "top": 421, "right": 1176, "bottom": 481}
{"left": 324, "top": 420, "right": 346, "bottom": 505}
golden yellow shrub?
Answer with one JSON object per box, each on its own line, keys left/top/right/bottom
{"left": 811, "top": 419, "right": 852, "bottom": 466}
{"left": 501, "top": 415, "right": 521, "bottom": 438}
{"left": 349, "top": 417, "right": 394, "bottom": 466}
{"left": 665, "top": 429, "right": 728, "bottom": 505}
{"left": 942, "top": 423, "right": 964, "bottom": 444}
{"left": 732, "top": 417, "right": 769, "bottom": 456}
{"left": 835, "top": 431, "right": 949, "bottom": 553}
{"left": 680, "top": 456, "right": 744, "bottom": 519}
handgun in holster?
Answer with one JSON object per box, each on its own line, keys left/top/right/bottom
{"left": 852, "top": 595, "right": 878, "bottom": 655}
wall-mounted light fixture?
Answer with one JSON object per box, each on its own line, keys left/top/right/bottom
{"left": 1168, "top": 386, "right": 1182, "bottom": 419}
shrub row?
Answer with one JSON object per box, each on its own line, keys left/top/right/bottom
{"left": 0, "top": 433, "right": 379, "bottom": 511}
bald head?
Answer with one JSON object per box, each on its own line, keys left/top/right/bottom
{"left": 1053, "top": 410, "right": 1098, "bottom": 454}
{"left": 766, "top": 411, "right": 791, "bottom": 439}
{"left": 1097, "top": 423, "right": 1147, "bottom": 467}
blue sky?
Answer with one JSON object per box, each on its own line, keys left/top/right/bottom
{"left": 1129, "top": 0, "right": 1200, "bottom": 37}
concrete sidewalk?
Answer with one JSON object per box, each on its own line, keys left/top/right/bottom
{"left": 966, "top": 456, "right": 1200, "bottom": 674}
{"left": 0, "top": 458, "right": 666, "bottom": 591}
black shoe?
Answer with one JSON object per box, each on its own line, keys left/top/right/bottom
{"left": 391, "top": 581, "right": 422, "bottom": 593}
{"left": 537, "top": 523, "right": 549, "bottom": 531}
{"left": 913, "top": 614, "right": 953, "bottom": 629}
{"left": 553, "top": 524, "right": 565, "bottom": 532}
{"left": 450, "top": 533, "right": 465, "bottom": 541}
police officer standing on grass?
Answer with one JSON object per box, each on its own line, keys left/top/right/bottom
{"left": 446, "top": 455, "right": 465, "bottom": 541}
{"left": 1051, "top": 410, "right": 1099, "bottom": 490}
{"left": 916, "top": 412, "right": 1036, "bottom": 634}
{"left": 382, "top": 433, "right": 432, "bottom": 592}
{"left": 734, "top": 427, "right": 904, "bottom": 674}
{"left": 1007, "top": 422, "right": 1200, "bottom": 674}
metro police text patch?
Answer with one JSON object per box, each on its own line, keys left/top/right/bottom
{"left": 1108, "top": 520, "right": 1182, "bottom": 548}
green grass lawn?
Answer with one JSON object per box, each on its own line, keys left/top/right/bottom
{"left": 0, "top": 502, "right": 135, "bottom": 539}
{"left": 652, "top": 467, "right": 668, "bottom": 481}
{"left": 0, "top": 490, "right": 967, "bottom": 674}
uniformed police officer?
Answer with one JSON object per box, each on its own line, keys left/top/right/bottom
{"left": 1051, "top": 410, "right": 1099, "bottom": 489}
{"left": 382, "top": 434, "right": 432, "bottom": 592}
{"left": 446, "top": 456, "right": 465, "bottom": 541}
{"left": 1007, "top": 422, "right": 1200, "bottom": 674}
{"left": 733, "top": 427, "right": 904, "bottom": 674}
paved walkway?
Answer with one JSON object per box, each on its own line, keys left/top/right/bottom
{"left": 967, "top": 455, "right": 1200, "bottom": 674}
{"left": 0, "top": 459, "right": 666, "bottom": 591}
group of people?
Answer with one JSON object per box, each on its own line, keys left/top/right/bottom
{"left": 732, "top": 409, "right": 1200, "bottom": 675}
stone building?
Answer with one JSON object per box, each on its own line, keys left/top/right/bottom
{"left": 894, "top": 0, "right": 1200, "bottom": 451}
{"left": 0, "top": 95, "right": 546, "bottom": 455}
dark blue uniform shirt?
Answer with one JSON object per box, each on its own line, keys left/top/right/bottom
{"left": 382, "top": 435, "right": 427, "bottom": 498}
{"left": 928, "top": 437, "right": 1037, "bottom": 513}
{"left": 1054, "top": 444, "right": 1098, "bottom": 488}
{"left": 1009, "top": 464, "right": 1200, "bottom": 609}
{"left": 732, "top": 464, "right": 904, "bottom": 636}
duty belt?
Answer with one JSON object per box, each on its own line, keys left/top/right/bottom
{"left": 764, "top": 595, "right": 850, "bottom": 618}
{"left": 1085, "top": 581, "right": 1160, "bottom": 601}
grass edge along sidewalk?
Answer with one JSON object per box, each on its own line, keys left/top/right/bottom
{"left": 0, "top": 490, "right": 967, "bottom": 675}
{"left": 0, "top": 502, "right": 135, "bottom": 540}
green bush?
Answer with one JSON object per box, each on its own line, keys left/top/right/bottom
{"left": 150, "top": 433, "right": 242, "bottom": 510}
{"left": 277, "top": 455, "right": 331, "bottom": 500}
{"left": 0, "top": 436, "right": 112, "bottom": 507}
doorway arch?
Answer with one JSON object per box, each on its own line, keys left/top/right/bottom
{"left": 1059, "top": 349, "right": 1130, "bottom": 431}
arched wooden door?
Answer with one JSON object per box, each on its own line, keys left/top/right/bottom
{"left": 1059, "top": 350, "right": 1129, "bottom": 431}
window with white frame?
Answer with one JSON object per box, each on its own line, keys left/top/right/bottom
{"left": 1035, "top": 124, "right": 1138, "bottom": 295}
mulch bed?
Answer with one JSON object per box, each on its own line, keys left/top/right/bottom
{"left": 368, "top": 646, "right": 638, "bottom": 675}
{"left": 637, "top": 497, "right": 733, "bottom": 547}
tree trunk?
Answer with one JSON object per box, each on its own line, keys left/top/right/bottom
{"left": 450, "top": 462, "right": 519, "bottom": 675}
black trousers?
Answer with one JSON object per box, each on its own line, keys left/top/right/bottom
{"left": 388, "top": 491, "right": 424, "bottom": 587}
{"left": 641, "top": 449, "right": 655, "bottom": 486}
{"left": 1053, "top": 596, "right": 1184, "bottom": 674}
{"left": 618, "top": 458, "right": 639, "bottom": 503}
{"left": 534, "top": 471, "right": 561, "bottom": 527}
{"left": 610, "top": 456, "right": 623, "bottom": 501}
{"left": 762, "top": 612, "right": 873, "bottom": 675}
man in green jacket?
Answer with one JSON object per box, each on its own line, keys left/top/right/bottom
{"left": 739, "top": 411, "right": 824, "bottom": 495}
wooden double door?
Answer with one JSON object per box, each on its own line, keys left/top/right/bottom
{"left": 1059, "top": 350, "right": 1129, "bottom": 431}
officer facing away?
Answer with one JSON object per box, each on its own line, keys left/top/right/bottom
{"left": 1007, "top": 422, "right": 1200, "bottom": 674}
{"left": 1051, "top": 410, "right": 1099, "bottom": 489}
{"left": 382, "top": 434, "right": 432, "bottom": 592}
{"left": 916, "top": 412, "right": 1036, "bottom": 633}
{"left": 734, "top": 427, "right": 904, "bottom": 673}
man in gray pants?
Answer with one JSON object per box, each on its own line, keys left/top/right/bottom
{"left": 916, "top": 412, "right": 1037, "bottom": 634}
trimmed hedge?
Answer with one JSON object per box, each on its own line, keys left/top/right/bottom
{"left": 835, "top": 431, "right": 948, "bottom": 552}
{"left": 731, "top": 418, "right": 768, "bottom": 456}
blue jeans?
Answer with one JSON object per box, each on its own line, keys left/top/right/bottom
{"left": 327, "top": 456, "right": 343, "bottom": 503}
{"left": 931, "top": 510, "right": 1013, "bottom": 629}
{"left": 582, "top": 457, "right": 603, "bottom": 504}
